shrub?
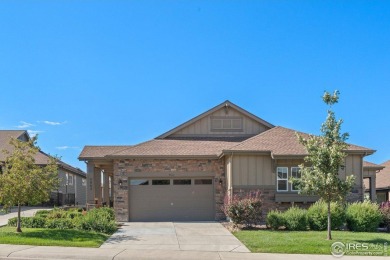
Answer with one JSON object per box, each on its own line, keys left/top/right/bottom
{"left": 266, "top": 210, "right": 284, "bottom": 230}
{"left": 47, "top": 208, "right": 67, "bottom": 219}
{"left": 75, "top": 207, "right": 117, "bottom": 234}
{"left": 66, "top": 211, "right": 83, "bottom": 219}
{"left": 379, "top": 201, "right": 390, "bottom": 232}
{"left": 222, "top": 191, "right": 262, "bottom": 227}
{"left": 346, "top": 201, "right": 382, "bottom": 232}
{"left": 45, "top": 218, "right": 74, "bottom": 229}
{"left": 34, "top": 210, "right": 50, "bottom": 218}
{"left": 307, "top": 200, "right": 345, "bottom": 231}
{"left": 8, "top": 217, "right": 46, "bottom": 228}
{"left": 283, "top": 206, "right": 308, "bottom": 231}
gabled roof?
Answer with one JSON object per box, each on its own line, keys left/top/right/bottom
{"left": 107, "top": 139, "right": 241, "bottom": 158}
{"left": 156, "top": 100, "right": 275, "bottom": 139}
{"left": 0, "top": 130, "right": 86, "bottom": 177}
{"left": 224, "top": 126, "right": 375, "bottom": 158}
{"left": 376, "top": 160, "right": 390, "bottom": 189}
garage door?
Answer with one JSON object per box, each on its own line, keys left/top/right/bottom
{"left": 129, "top": 178, "right": 214, "bottom": 221}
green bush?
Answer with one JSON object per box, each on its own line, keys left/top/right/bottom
{"left": 307, "top": 200, "right": 345, "bottom": 231}
{"left": 47, "top": 208, "right": 67, "bottom": 219}
{"left": 66, "top": 211, "right": 82, "bottom": 219}
{"left": 266, "top": 210, "right": 284, "bottom": 230}
{"left": 346, "top": 201, "right": 382, "bottom": 232}
{"left": 34, "top": 210, "right": 50, "bottom": 218}
{"left": 283, "top": 206, "right": 308, "bottom": 231}
{"left": 8, "top": 217, "right": 46, "bottom": 228}
{"left": 76, "top": 208, "right": 117, "bottom": 234}
{"left": 222, "top": 192, "right": 262, "bottom": 227}
{"left": 45, "top": 218, "right": 74, "bottom": 229}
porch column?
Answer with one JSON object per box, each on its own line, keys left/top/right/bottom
{"left": 370, "top": 176, "right": 377, "bottom": 202}
{"left": 94, "top": 167, "right": 102, "bottom": 205}
{"left": 86, "top": 162, "right": 95, "bottom": 204}
{"left": 103, "top": 171, "right": 110, "bottom": 205}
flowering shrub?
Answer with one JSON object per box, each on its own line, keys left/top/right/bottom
{"left": 379, "top": 201, "right": 390, "bottom": 232}
{"left": 222, "top": 191, "right": 262, "bottom": 227}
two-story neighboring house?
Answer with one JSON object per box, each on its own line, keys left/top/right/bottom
{"left": 79, "top": 101, "right": 376, "bottom": 222}
{"left": 0, "top": 130, "right": 86, "bottom": 206}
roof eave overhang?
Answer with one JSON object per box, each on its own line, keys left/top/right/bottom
{"left": 271, "top": 154, "right": 307, "bottom": 160}
{"left": 345, "top": 150, "right": 376, "bottom": 156}
{"left": 363, "top": 166, "right": 385, "bottom": 170}
{"left": 105, "top": 155, "right": 220, "bottom": 160}
{"left": 221, "top": 150, "right": 271, "bottom": 157}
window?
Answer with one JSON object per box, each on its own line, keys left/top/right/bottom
{"left": 194, "top": 179, "right": 212, "bottom": 185}
{"left": 291, "top": 167, "right": 301, "bottom": 191}
{"left": 130, "top": 179, "right": 149, "bottom": 186}
{"left": 66, "top": 174, "right": 73, "bottom": 185}
{"left": 210, "top": 116, "right": 243, "bottom": 131}
{"left": 152, "top": 179, "right": 170, "bottom": 185}
{"left": 82, "top": 178, "right": 86, "bottom": 186}
{"left": 276, "top": 167, "right": 288, "bottom": 191}
{"left": 173, "top": 179, "right": 191, "bottom": 185}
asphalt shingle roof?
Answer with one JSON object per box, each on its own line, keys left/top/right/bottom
{"left": 226, "top": 126, "right": 374, "bottom": 157}
{"left": 0, "top": 130, "right": 85, "bottom": 177}
{"left": 377, "top": 160, "right": 390, "bottom": 189}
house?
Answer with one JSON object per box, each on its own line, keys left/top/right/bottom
{"left": 364, "top": 160, "right": 389, "bottom": 203}
{"left": 0, "top": 130, "right": 87, "bottom": 206}
{"left": 79, "top": 101, "right": 376, "bottom": 222}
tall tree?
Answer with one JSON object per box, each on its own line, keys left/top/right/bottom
{"left": 0, "top": 136, "right": 59, "bottom": 232}
{"left": 293, "top": 90, "right": 355, "bottom": 240}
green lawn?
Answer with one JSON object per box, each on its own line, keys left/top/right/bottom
{"left": 234, "top": 230, "right": 390, "bottom": 255}
{"left": 0, "top": 226, "right": 110, "bottom": 247}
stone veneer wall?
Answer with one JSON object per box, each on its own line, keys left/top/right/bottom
{"left": 113, "top": 158, "right": 226, "bottom": 222}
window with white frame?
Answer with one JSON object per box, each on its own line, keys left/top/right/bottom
{"left": 66, "top": 174, "right": 73, "bottom": 186}
{"left": 291, "top": 167, "right": 301, "bottom": 191}
{"left": 277, "top": 167, "right": 288, "bottom": 191}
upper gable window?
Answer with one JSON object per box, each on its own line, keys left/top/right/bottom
{"left": 210, "top": 116, "right": 243, "bottom": 132}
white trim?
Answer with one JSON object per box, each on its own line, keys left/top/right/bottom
{"left": 276, "top": 167, "right": 288, "bottom": 192}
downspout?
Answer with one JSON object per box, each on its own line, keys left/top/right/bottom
{"left": 229, "top": 152, "right": 234, "bottom": 200}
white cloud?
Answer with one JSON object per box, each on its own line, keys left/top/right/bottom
{"left": 42, "top": 120, "right": 67, "bottom": 126}
{"left": 56, "top": 146, "right": 80, "bottom": 150}
{"left": 27, "top": 130, "right": 44, "bottom": 137}
{"left": 16, "top": 121, "right": 35, "bottom": 128}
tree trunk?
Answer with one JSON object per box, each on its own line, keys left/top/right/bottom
{"left": 16, "top": 203, "right": 22, "bottom": 233}
{"left": 327, "top": 201, "right": 332, "bottom": 240}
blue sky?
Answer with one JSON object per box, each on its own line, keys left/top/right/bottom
{"left": 1, "top": 1, "right": 389, "bottom": 170}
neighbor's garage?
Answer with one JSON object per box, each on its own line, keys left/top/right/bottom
{"left": 129, "top": 178, "right": 214, "bottom": 221}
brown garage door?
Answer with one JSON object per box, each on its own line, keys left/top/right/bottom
{"left": 129, "top": 178, "right": 214, "bottom": 221}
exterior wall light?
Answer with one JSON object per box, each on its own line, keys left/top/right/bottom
{"left": 219, "top": 178, "right": 223, "bottom": 185}
{"left": 118, "top": 179, "right": 123, "bottom": 186}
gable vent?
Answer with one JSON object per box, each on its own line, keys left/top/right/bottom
{"left": 210, "top": 116, "right": 243, "bottom": 132}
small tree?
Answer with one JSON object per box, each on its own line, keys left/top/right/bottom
{"left": 0, "top": 136, "right": 59, "bottom": 232}
{"left": 292, "top": 90, "right": 355, "bottom": 240}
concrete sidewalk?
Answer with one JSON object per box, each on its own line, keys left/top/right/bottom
{"left": 0, "top": 207, "right": 53, "bottom": 227}
{"left": 0, "top": 244, "right": 388, "bottom": 260}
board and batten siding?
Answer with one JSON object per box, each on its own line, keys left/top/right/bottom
{"left": 230, "top": 155, "right": 274, "bottom": 186}
{"left": 170, "top": 108, "right": 269, "bottom": 137}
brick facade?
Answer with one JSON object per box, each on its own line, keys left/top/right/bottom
{"left": 113, "top": 158, "right": 225, "bottom": 222}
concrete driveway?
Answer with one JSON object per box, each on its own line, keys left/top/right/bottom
{"left": 0, "top": 207, "right": 53, "bottom": 227}
{"left": 100, "top": 222, "right": 249, "bottom": 253}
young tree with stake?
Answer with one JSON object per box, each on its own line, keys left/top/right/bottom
{"left": 292, "top": 90, "right": 355, "bottom": 240}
